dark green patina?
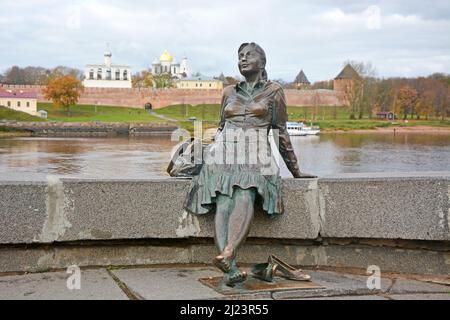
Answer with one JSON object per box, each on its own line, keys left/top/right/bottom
{"left": 184, "top": 43, "right": 315, "bottom": 286}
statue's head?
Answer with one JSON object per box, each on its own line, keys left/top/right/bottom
{"left": 238, "top": 42, "right": 268, "bottom": 81}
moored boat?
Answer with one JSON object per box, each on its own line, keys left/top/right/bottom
{"left": 270, "top": 122, "right": 320, "bottom": 136}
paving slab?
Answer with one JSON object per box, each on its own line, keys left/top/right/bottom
{"left": 302, "top": 295, "right": 388, "bottom": 300}
{"left": 111, "top": 267, "right": 227, "bottom": 300}
{"left": 272, "top": 270, "right": 392, "bottom": 300}
{"left": 209, "top": 292, "right": 273, "bottom": 300}
{"left": 1, "top": 265, "right": 448, "bottom": 300}
{"left": 0, "top": 269, "right": 127, "bottom": 300}
{"left": 388, "top": 278, "right": 450, "bottom": 294}
{"left": 199, "top": 274, "right": 325, "bottom": 295}
{"left": 389, "top": 293, "right": 450, "bottom": 300}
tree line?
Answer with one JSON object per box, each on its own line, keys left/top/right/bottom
{"left": 2, "top": 63, "right": 449, "bottom": 120}
{"left": 0, "top": 66, "right": 83, "bottom": 85}
{"left": 311, "top": 61, "right": 450, "bottom": 120}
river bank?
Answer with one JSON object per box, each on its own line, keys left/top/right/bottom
{"left": 0, "top": 121, "right": 178, "bottom": 136}
{"left": 1, "top": 122, "right": 449, "bottom": 138}
{"left": 328, "top": 125, "right": 450, "bottom": 134}
{"left": 0, "top": 132, "right": 32, "bottom": 137}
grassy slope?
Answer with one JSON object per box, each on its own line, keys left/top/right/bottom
{"left": 290, "top": 106, "right": 449, "bottom": 130}
{"left": 154, "top": 104, "right": 221, "bottom": 121}
{"left": 31, "top": 103, "right": 450, "bottom": 131}
{"left": 287, "top": 106, "right": 389, "bottom": 130}
{"left": 0, "top": 106, "right": 44, "bottom": 133}
{"left": 38, "top": 103, "right": 164, "bottom": 122}
{"left": 0, "top": 106, "right": 45, "bottom": 122}
{"left": 157, "top": 104, "right": 449, "bottom": 130}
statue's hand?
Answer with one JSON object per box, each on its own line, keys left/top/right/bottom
{"left": 293, "top": 171, "right": 317, "bottom": 179}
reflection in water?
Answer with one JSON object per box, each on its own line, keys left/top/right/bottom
{"left": 0, "top": 133, "right": 449, "bottom": 180}
{"left": 0, "top": 136, "right": 178, "bottom": 180}
{"left": 288, "top": 133, "right": 450, "bottom": 176}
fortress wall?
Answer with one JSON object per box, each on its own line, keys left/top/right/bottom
{"left": 1, "top": 84, "right": 345, "bottom": 109}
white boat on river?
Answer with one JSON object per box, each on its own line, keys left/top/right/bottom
{"left": 270, "top": 122, "right": 320, "bottom": 136}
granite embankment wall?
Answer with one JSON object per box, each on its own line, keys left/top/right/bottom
{"left": 0, "top": 84, "right": 344, "bottom": 109}
{"left": 0, "top": 121, "right": 178, "bottom": 135}
{"left": 0, "top": 174, "right": 449, "bottom": 275}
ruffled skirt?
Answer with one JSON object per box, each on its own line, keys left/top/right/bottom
{"left": 183, "top": 128, "right": 283, "bottom": 217}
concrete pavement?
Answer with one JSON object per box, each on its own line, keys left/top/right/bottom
{"left": 0, "top": 265, "right": 448, "bottom": 300}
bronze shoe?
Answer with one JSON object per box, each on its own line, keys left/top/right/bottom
{"left": 251, "top": 262, "right": 277, "bottom": 282}
{"left": 269, "top": 255, "right": 311, "bottom": 281}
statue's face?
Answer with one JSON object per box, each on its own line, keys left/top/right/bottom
{"left": 238, "top": 46, "right": 263, "bottom": 77}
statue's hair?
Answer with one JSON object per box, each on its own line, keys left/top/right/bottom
{"left": 238, "top": 42, "right": 268, "bottom": 81}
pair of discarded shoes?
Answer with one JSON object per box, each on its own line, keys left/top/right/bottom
{"left": 251, "top": 255, "right": 311, "bottom": 282}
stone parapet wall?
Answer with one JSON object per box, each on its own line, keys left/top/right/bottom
{"left": 0, "top": 84, "right": 344, "bottom": 109}
{"left": 1, "top": 174, "right": 448, "bottom": 244}
{"left": 0, "top": 174, "right": 449, "bottom": 274}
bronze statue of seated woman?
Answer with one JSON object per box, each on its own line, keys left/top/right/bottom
{"left": 183, "top": 42, "right": 315, "bottom": 286}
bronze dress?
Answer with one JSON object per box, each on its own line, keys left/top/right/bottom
{"left": 184, "top": 80, "right": 300, "bottom": 217}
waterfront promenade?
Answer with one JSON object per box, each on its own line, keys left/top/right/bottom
{"left": 0, "top": 173, "right": 449, "bottom": 300}
{"left": 1, "top": 265, "right": 449, "bottom": 300}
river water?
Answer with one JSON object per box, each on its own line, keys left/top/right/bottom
{"left": 0, "top": 133, "right": 449, "bottom": 181}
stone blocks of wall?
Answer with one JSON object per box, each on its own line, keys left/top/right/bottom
{"left": 0, "top": 178, "right": 320, "bottom": 243}
{"left": 0, "top": 182, "right": 48, "bottom": 243}
{"left": 319, "top": 176, "right": 450, "bottom": 241}
{"left": 1, "top": 241, "right": 449, "bottom": 275}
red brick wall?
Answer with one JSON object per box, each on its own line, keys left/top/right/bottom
{"left": 1, "top": 84, "right": 345, "bottom": 109}
{"left": 333, "top": 79, "right": 353, "bottom": 94}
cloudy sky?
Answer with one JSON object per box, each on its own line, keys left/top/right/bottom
{"left": 1, "top": 0, "right": 449, "bottom": 82}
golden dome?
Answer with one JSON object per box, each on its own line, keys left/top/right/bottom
{"left": 159, "top": 50, "right": 174, "bottom": 63}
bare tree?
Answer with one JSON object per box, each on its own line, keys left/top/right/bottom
{"left": 2, "top": 65, "right": 82, "bottom": 85}
{"left": 311, "top": 80, "right": 333, "bottom": 90}
{"left": 342, "top": 60, "right": 378, "bottom": 119}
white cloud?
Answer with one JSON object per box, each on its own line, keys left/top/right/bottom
{"left": 0, "top": 0, "right": 449, "bottom": 80}
{"left": 364, "top": 5, "right": 381, "bottom": 30}
{"left": 65, "top": 6, "right": 81, "bottom": 30}
{"left": 388, "top": 14, "right": 420, "bottom": 25}
{"left": 316, "top": 5, "right": 429, "bottom": 31}
{"left": 321, "top": 8, "right": 354, "bottom": 24}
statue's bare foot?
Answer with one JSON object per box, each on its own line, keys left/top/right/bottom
{"left": 213, "top": 255, "right": 232, "bottom": 273}
{"left": 213, "top": 247, "right": 234, "bottom": 273}
{"left": 224, "top": 269, "right": 247, "bottom": 287}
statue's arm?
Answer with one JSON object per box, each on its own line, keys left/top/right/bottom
{"left": 217, "top": 86, "right": 232, "bottom": 134}
{"left": 217, "top": 96, "right": 226, "bottom": 133}
{"left": 271, "top": 88, "right": 302, "bottom": 178}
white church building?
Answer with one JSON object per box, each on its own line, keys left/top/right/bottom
{"left": 83, "top": 50, "right": 132, "bottom": 88}
{"left": 151, "top": 50, "right": 189, "bottom": 79}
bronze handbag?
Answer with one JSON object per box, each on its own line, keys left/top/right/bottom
{"left": 167, "top": 138, "right": 205, "bottom": 177}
